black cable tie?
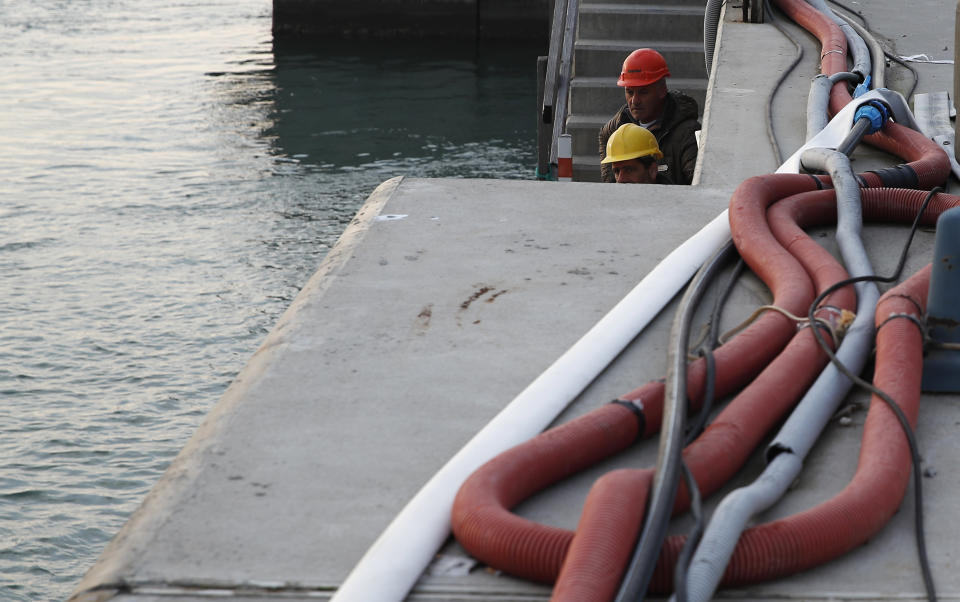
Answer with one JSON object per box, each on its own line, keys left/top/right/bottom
{"left": 813, "top": 303, "right": 844, "bottom": 318}
{"left": 610, "top": 399, "right": 647, "bottom": 441}
{"left": 808, "top": 173, "right": 825, "bottom": 189}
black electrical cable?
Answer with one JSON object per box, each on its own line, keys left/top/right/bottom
{"left": 614, "top": 239, "right": 739, "bottom": 602}
{"left": 686, "top": 257, "right": 747, "bottom": 443}
{"left": 673, "top": 254, "right": 745, "bottom": 601}
{"left": 764, "top": 0, "right": 805, "bottom": 165}
{"left": 806, "top": 187, "right": 941, "bottom": 602}
{"left": 672, "top": 461, "right": 703, "bottom": 602}
{"left": 883, "top": 51, "right": 920, "bottom": 102}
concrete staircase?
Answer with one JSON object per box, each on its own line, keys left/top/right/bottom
{"left": 567, "top": 0, "right": 709, "bottom": 182}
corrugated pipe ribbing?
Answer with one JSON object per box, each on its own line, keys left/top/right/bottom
{"left": 651, "top": 263, "right": 932, "bottom": 591}
{"left": 550, "top": 174, "right": 856, "bottom": 602}
{"left": 644, "top": 190, "right": 958, "bottom": 594}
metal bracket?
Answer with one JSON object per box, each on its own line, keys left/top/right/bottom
{"left": 923, "top": 206, "right": 960, "bottom": 392}
{"left": 914, "top": 91, "right": 960, "bottom": 180}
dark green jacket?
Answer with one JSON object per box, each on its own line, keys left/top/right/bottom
{"left": 598, "top": 90, "right": 701, "bottom": 185}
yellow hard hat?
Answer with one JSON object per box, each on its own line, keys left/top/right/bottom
{"left": 601, "top": 124, "right": 664, "bottom": 164}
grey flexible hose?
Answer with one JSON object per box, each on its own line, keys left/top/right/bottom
{"left": 777, "top": 147, "right": 880, "bottom": 464}
{"left": 804, "top": 0, "right": 871, "bottom": 80}
{"left": 800, "top": 0, "right": 871, "bottom": 143}
{"left": 834, "top": 8, "right": 886, "bottom": 88}
{"left": 806, "top": 71, "right": 860, "bottom": 141}
{"left": 680, "top": 148, "right": 881, "bottom": 602}
{"left": 704, "top": 0, "right": 724, "bottom": 75}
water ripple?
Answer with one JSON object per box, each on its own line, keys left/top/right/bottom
{"left": 0, "top": 0, "right": 538, "bottom": 599}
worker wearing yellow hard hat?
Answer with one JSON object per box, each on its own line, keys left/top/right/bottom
{"left": 598, "top": 48, "right": 701, "bottom": 185}
{"left": 601, "top": 123, "right": 671, "bottom": 184}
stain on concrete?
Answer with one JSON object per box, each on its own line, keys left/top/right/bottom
{"left": 460, "top": 286, "right": 494, "bottom": 310}
{"left": 486, "top": 289, "right": 509, "bottom": 303}
{"left": 417, "top": 304, "right": 433, "bottom": 329}
{"left": 456, "top": 285, "right": 510, "bottom": 326}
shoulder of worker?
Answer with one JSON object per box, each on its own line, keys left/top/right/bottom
{"left": 655, "top": 171, "right": 675, "bottom": 185}
{"left": 665, "top": 90, "right": 701, "bottom": 126}
{"left": 600, "top": 104, "right": 636, "bottom": 133}
{"left": 599, "top": 105, "right": 634, "bottom": 138}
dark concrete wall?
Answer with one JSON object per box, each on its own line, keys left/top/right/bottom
{"left": 273, "top": 0, "right": 550, "bottom": 40}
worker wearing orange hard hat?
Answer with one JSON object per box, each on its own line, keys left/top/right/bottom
{"left": 598, "top": 48, "right": 701, "bottom": 185}
{"left": 601, "top": 124, "right": 672, "bottom": 184}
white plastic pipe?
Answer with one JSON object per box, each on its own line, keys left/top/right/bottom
{"left": 331, "top": 210, "right": 732, "bottom": 602}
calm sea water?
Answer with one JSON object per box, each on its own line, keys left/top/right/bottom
{"left": 0, "top": 2, "right": 541, "bottom": 599}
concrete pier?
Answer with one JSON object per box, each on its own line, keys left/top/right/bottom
{"left": 73, "top": 1, "right": 960, "bottom": 600}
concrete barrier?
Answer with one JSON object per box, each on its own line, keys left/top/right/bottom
{"left": 272, "top": 0, "right": 550, "bottom": 39}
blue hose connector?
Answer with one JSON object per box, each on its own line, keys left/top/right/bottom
{"left": 922, "top": 206, "right": 960, "bottom": 392}
{"left": 853, "top": 75, "right": 872, "bottom": 98}
{"left": 853, "top": 99, "right": 890, "bottom": 135}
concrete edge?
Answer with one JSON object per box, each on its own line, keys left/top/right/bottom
{"left": 254, "top": 175, "right": 403, "bottom": 351}
{"left": 67, "top": 176, "right": 405, "bottom": 602}
{"left": 691, "top": 0, "right": 727, "bottom": 186}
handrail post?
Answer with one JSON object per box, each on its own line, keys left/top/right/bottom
{"left": 546, "top": 0, "right": 579, "bottom": 181}
{"left": 537, "top": 55, "right": 551, "bottom": 179}
{"left": 541, "top": 0, "right": 567, "bottom": 127}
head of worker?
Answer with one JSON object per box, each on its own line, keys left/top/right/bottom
{"left": 601, "top": 123, "right": 664, "bottom": 184}
{"left": 618, "top": 48, "right": 670, "bottom": 125}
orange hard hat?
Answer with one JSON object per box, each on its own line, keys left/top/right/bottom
{"left": 617, "top": 48, "right": 670, "bottom": 87}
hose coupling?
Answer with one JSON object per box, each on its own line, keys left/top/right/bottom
{"left": 853, "top": 99, "right": 891, "bottom": 134}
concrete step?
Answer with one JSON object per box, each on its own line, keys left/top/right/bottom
{"left": 574, "top": 38, "right": 708, "bottom": 81}
{"left": 577, "top": 4, "right": 705, "bottom": 41}
{"left": 566, "top": 112, "right": 616, "bottom": 159}
{"left": 569, "top": 76, "right": 707, "bottom": 117}
{"left": 573, "top": 153, "right": 603, "bottom": 182}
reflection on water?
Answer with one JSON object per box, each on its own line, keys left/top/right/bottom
{"left": 268, "top": 37, "right": 542, "bottom": 175}
{"left": 0, "top": 1, "right": 544, "bottom": 599}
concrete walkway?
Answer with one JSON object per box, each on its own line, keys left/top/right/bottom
{"left": 72, "top": 2, "right": 960, "bottom": 601}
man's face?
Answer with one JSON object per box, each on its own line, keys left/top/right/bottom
{"left": 624, "top": 80, "right": 667, "bottom": 123}
{"left": 612, "top": 158, "right": 659, "bottom": 184}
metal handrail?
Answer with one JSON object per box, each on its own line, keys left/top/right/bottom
{"left": 538, "top": 0, "right": 579, "bottom": 179}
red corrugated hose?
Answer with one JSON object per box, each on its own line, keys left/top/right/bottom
{"left": 450, "top": 0, "right": 953, "bottom": 596}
